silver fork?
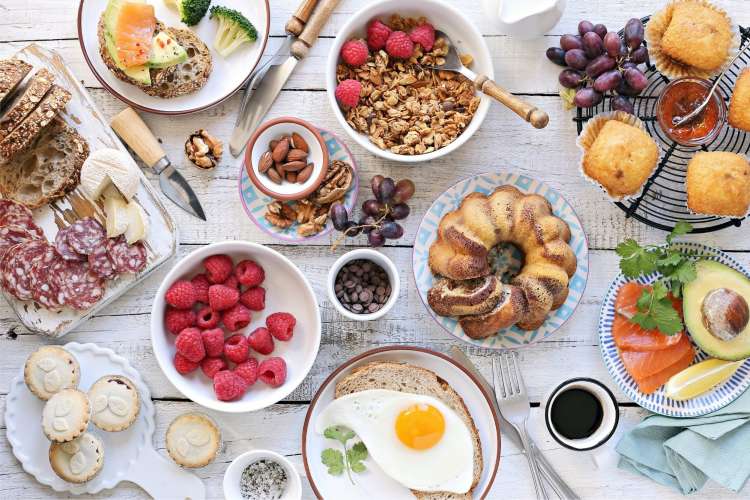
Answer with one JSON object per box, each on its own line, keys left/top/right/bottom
{"left": 493, "top": 351, "right": 548, "bottom": 500}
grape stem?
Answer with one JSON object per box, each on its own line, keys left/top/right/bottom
{"left": 330, "top": 209, "right": 390, "bottom": 251}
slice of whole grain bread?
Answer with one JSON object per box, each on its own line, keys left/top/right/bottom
{"left": 334, "top": 361, "right": 483, "bottom": 499}
{"left": 0, "top": 68, "right": 55, "bottom": 141}
{"left": 0, "top": 59, "right": 32, "bottom": 107}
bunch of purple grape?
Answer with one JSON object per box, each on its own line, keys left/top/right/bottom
{"left": 330, "top": 175, "right": 415, "bottom": 247}
{"left": 546, "top": 18, "right": 649, "bottom": 112}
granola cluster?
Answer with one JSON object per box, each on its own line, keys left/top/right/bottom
{"left": 336, "top": 16, "right": 481, "bottom": 156}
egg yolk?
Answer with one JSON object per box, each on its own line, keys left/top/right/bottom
{"left": 395, "top": 404, "right": 445, "bottom": 450}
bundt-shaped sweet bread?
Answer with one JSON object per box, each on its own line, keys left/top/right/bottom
{"left": 427, "top": 185, "right": 577, "bottom": 334}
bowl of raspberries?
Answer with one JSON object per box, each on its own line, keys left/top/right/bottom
{"left": 326, "top": 0, "right": 492, "bottom": 163}
{"left": 151, "top": 241, "right": 321, "bottom": 412}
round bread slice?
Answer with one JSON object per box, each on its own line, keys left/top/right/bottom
{"left": 334, "top": 361, "right": 484, "bottom": 499}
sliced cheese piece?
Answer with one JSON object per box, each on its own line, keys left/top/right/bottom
{"left": 124, "top": 200, "right": 149, "bottom": 244}
{"left": 103, "top": 185, "right": 129, "bottom": 238}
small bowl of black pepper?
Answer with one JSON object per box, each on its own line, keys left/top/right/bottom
{"left": 223, "top": 449, "right": 301, "bottom": 500}
{"left": 327, "top": 249, "right": 400, "bottom": 321}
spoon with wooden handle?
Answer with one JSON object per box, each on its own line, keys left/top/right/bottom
{"left": 426, "top": 30, "right": 549, "bottom": 129}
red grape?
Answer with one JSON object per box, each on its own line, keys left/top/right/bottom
{"left": 603, "top": 32, "right": 621, "bottom": 58}
{"left": 390, "top": 203, "right": 410, "bottom": 220}
{"left": 559, "top": 69, "right": 584, "bottom": 89}
{"left": 343, "top": 221, "right": 361, "bottom": 237}
{"left": 362, "top": 199, "right": 382, "bottom": 216}
{"left": 330, "top": 203, "right": 348, "bottom": 231}
{"left": 376, "top": 177, "right": 395, "bottom": 203}
{"left": 394, "top": 179, "right": 415, "bottom": 203}
{"left": 582, "top": 32, "right": 603, "bottom": 59}
{"left": 370, "top": 175, "right": 383, "bottom": 198}
{"left": 593, "top": 70, "right": 622, "bottom": 92}
{"left": 368, "top": 230, "right": 385, "bottom": 247}
{"left": 624, "top": 18, "right": 644, "bottom": 49}
{"left": 624, "top": 67, "right": 648, "bottom": 92}
{"left": 611, "top": 95, "right": 635, "bottom": 114}
{"left": 578, "top": 20, "right": 594, "bottom": 36}
{"left": 546, "top": 47, "right": 567, "bottom": 66}
{"left": 630, "top": 46, "right": 649, "bottom": 65}
{"left": 585, "top": 54, "right": 616, "bottom": 78}
{"left": 593, "top": 24, "right": 608, "bottom": 39}
{"left": 380, "top": 222, "right": 404, "bottom": 239}
{"left": 564, "top": 49, "right": 589, "bottom": 70}
{"left": 617, "top": 80, "right": 640, "bottom": 96}
{"left": 560, "top": 34, "right": 582, "bottom": 51}
{"left": 574, "top": 88, "right": 603, "bottom": 108}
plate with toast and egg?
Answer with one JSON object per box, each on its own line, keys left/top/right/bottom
{"left": 302, "top": 346, "right": 501, "bottom": 499}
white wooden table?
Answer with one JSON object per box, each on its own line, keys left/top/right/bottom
{"left": 1, "top": 0, "right": 749, "bottom": 498}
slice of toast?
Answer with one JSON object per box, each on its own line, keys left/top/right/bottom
{"left": 0, "top": 59, "right": 33, "bottom": 107}
{"left": 0, "top": 68, "right": 55, "bottom": 141}
{"left": 335, "top": 361, "right": 484, "bottom": 499}
{"left": 0, "top": 85, "right": 71, "bottom": 164}
{"left": 0, "top": 118, "right": 89, "bottom": 208}
{"left": 97, "top": 18, "right": 212, "bottom": 99}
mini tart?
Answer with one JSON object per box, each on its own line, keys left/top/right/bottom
{"left": 49, "top": 432, "right": 104, "bottom": 484}
{"left": 42, "top": 389, "right": 91, "bottom": 443}
{"left": 88, "top": 375, "right": 140, "bottom": 432}
{"left": 24, "top": 346, "right": 80, "bottom": 400}
{"left": 729, "top": 69, "right": 750, "bottom": 132}
{"left": 165, "top": 413, "right": 221, "bottom": 468}
{"left": 686, "top": 151, "right": 750, "bottom": 217}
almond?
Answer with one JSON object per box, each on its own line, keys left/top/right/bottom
{"left": 258, "top": 151, "right": 273, "bottom": 173}
{"left": 282, "top": 160, "right": 307, "bottom": 172}
{"left": 267, "top": 167, "right": 283, "bottom": 184}
{"left": 297, "top": 164, "right": 314, "bottom": 183}
{"left": 276, "top": 161, "right": 285, "bottom": 175}
{"left": 286, "top": 171, "right": 297, "bottom": 183}
{"left": 291, "top": 133, "right": 309, "bottom": 153}
{"left": 287, "top": 149, "right": 308, "bottom": 162}
{"left": 269, "top": 139, "right": 279, "bottom": 151}
{"left": 272, "top": 138, "right": 289, "bottom": 163}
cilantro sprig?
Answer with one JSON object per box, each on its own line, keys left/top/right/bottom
{"left": 615, "top": 221, "right": 695, "bottom": 336}
{"left": 321, "top": 426, "right": 368, "bottom": 483}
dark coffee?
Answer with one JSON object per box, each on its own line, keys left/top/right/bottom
{"left": 549, "top": 388, "right": 603, "bottom": 440}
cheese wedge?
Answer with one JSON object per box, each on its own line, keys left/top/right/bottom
{"left": 103, "top": 185, "right": 129, "bottom": 238}
{"left": 124, "top": 200, "right": 149, "bottom": 243}
{"left": 79, "top": 148, "right": 140, "bottom": 201}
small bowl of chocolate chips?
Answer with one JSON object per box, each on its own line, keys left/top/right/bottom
{"left": 327, "top": 249, "right": 400, "bottom": 321}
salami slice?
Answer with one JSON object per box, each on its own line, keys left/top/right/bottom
{"left": 0, "top": 200, "right": 32, "bottom": 222}
{"left": 55, "top": 261, "right": 105, "bottom": 311}
{"left": 54, "top": 226, "right": 85, "bottom": 262}
{"left": 29, "top": 246, "right": 65, "bottom": 310}
{"left": 88, "top": 245, "right": 116, "bottom": 279}
{"left": 66, "top": 217, "right": 106, "bottom": 255}
{"left": 107, "top": 237, "right": 147, "bottom": 274}
{"left": 2, "top": 240, "right": 49, "bottom": 301}
{"left": 0, "top": 224, "right": 39, "bottom": 260}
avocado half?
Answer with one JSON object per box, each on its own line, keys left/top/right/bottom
{"left": 683, "top": 260, "right": 750, "bottom": 361}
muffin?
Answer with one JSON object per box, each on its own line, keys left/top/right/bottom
{"left": 49, "top": 432, "right": 104, "bottom": 483}
{"left": 165, "top": 413, "right": 221, "bottom": 468}
{"left": 686, "top": 152, "right": 750, "bottom": 217}
{"left": 729, "top": 69, "right": 750, "bottom": 132}
{"left": 24, "top": 346, "right": 80, "bottom": 400}
{"left": 661, "top": 1, "right": 733, "bottom": 72}
{"left": 88, "top": 375, "right": 140, "bottom": 432}
{"left": 42, "top": 389, "right": 91, "bottom": 443}
{"left": 582, "top": 120, "right": 660, "bottom": 199}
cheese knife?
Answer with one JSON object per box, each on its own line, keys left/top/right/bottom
{"left": 110, "top": 107, "right": 206, "bottom": 221}
{"left": 229, "top": 0, "right": 340, "bottom": 157}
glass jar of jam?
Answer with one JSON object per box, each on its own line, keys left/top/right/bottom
{"left": 656, "top": 77, "right": 726, "bottom": 147}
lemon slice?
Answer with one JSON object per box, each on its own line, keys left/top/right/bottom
{"left": 665, "top": 358, "right": 745, "bottom": 401}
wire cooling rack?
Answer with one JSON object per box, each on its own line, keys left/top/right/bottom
{"left": 574, "top": 17, "right": 750, "bottom": 234}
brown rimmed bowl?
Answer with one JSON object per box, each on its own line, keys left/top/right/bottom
{"left": 301, "top": 346, "right": 501, "bottom": 499}
{"left": 244, "top": 117, "right": 329, "bottom": 201}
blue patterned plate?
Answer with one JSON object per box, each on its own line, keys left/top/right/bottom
{"left": 413, "top": 172, "right": 590, "bottom": 349}
{"left": 238, "top": 129, "right": 359, "bottom": 243}
{"left": 599, "top": 242, "right": 750, "bottom": 417}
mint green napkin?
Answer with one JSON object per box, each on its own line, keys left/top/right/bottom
{"left": 616, "top": 389, "right": 750, "bottom": 495}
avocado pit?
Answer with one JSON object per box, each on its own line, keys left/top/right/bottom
{"left": 701, "top": 288, "right": 749, "bottom": 341}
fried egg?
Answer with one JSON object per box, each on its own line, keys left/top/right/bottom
{"left": 315, "top": 389, "right": 474, "bottom": 494}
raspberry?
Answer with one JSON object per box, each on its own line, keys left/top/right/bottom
{"left": 240, "top": 287, "right": 266, "bottom": 311}
{"left": 174, "top": 352, "right": 199, "bottom": 375}
{"left": 409, "top": 23, "right": 435, "bottom": 51}
{"left": 223, "top": 275, "right": 239, "bottom": 290}
{"left": 201, "top": 327, "right": 225, "bottom": 358}
{"left": 266, "top": 312, "right": 296, "bottom": 341}
{"left": 165, "top": 280, "right": 197, "bottom": 309}
{"left": 191, "top": 273, "right": 211, "bottom": 303}
{"left": 385, "top": 31, "right": 414, "bottom": 59}
{"left": 203, "top": 254, "right": 234, "bottom": 284}
{"left": 224, "top": 334, "right": 250, "bottom": 364}
{"left": 175, "top": 327, "right": 205, "bottom": 363}
{"left": 367, "top": 19, "right": 392, "bottom": 50}
{"left": 234, "top": 358, "right": 258, "bottom": 386}
{"left": 201, "top": 357, "right": 227, "bottom": 379}
{"left": 247, "top": 327, "right": 274, "bottom": 355}
{"left": 164, "top": 307, "right": 196, "bottom": 335}
{"left": 223, "top": 303, "right": 252, "bottom": 331}
{"left": 258, "top": 357, "right": 287, "bottom": 387}
{"left": 196, "top": 306, "right": 221, "bottom": 329}
{"left": 208, "top": 284, "right": 239, "bottom": 311}
{"left": 213, "top": 370, "right": 247, "bottom": 401}
{"left": 340, "top": 39, "right": 369, "bottom": 66}
{"left": 335, "top": 79, "right": 362, "bottom": 108}
{"left": 235, "top": 260, "right": 265, "bottom": 287}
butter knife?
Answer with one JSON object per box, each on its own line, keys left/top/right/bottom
{"left": 448, "top": 346, "right": 579, "bottom": 500}
{"left": 228, "top": 0, "right": 340, "bottom": 157}
{"left": 110, "top": 107, "right": 206, "bottom": 221}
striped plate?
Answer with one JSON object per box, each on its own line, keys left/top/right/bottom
{"left": 412, "top": 172, "right": 589, "bottom": 349}
{"left": 599, "top": 242, "right": 750, "bottom": 417}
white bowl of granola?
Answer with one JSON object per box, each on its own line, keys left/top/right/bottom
{"left": 327, "top": 0, "right": 493, "bottom": 163}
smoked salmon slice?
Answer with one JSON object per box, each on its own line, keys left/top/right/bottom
{"left": 612, "top": 282, "right": 684, "bottom": 351}
{"left": 620, "top": 334, "right": 694, "bottom": 379}
{"left": 634, "top": 347, "right": 695, "bottom": 394}
{"left": 115, "top": 2, "right": 156, "bottom": 68}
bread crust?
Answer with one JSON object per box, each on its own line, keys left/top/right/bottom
{"left": 0, "top": 59, "right": 32, "bottom": 105}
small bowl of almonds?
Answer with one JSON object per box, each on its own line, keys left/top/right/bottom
{"left": 245, "top": 117, "right": 329, "bottom": 201}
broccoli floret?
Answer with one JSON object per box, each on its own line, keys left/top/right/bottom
{"left": 209, "top": 5, "right": 257, "bottom": 58}
{"left": 165, "top": 0, "right": 211, "bottom": 26}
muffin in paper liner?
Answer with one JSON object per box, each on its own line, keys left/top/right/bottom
{"left": 685, "top": 151, "right": 750, "bottom": 218}
{"left": 577, "top": 111, "right": 663, "bottom": 202}
{"left": 645, "top": 0, "right": 740, "bottom": 80}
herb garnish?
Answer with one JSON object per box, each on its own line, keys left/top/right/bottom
{"left": 615, "top": 221, "right": 696, "bottom": 335}
{"left": 321, "top": 426, "right": 368, "bottom": 483}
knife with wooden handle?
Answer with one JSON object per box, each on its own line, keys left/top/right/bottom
{"left": 285, "top": 0, "right": 319, "bottom": 36}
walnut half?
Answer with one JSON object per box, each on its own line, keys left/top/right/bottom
{"left": 185, "top": 129, "right": 223, "bottom": 169}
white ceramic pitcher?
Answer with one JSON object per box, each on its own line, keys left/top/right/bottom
{"left": 481, "top": 0, "right": 567, "bottom": 39}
